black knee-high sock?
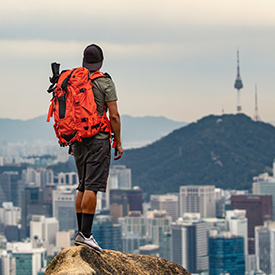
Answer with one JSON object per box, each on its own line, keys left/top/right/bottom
{"left": 76, "top": 213, "right": 82, "bottom": 232}
{"left": 81, "top": 213, "right": 95, "bottom": 238}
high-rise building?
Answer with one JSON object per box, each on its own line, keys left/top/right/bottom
{"left": 231, "top": 194, "right": 272, "bottom": 254}
{"left": 109, "top": 188, "right": 143, "bottom": 222}
{"left": 106, "top": 165, "right": 132, "bottom": 209}
{"left": 171, "top": 213, "right": 208, "bottom": 274}
{"left": 121, "top": 231, "right": 151, "bottom": 255}
{"left": 226, "top": 209, "right": 251, "bottom": 273}
{"left": 93, "top": 215, "right": 122, "bottom": 251}
{"left": 253, "top": 170, "right": 275, "bottom": 220}
{"left": 226, "top": 210, "right": 248, "bottom": 255}
{"left": 21, "top": 186, "right": 52, "bottom": 238}
{"left": 0, "top": 251, "right": 15, "bottom": 275}
{"left": 109, "top": 189, "right": 129, "bottom": 222}
{"left": 124, "top": 211, "right": 147, "bottom": 237}
{"left": 6, "top": 242, "right": 47, "bottom": 275}
{"left": 30, "top": 215, "right": 59, "bottom": 247}
{"left": 146, "top": 210, "right": 172, "bottom": 261}
{"left": 57, "top": 172, "right": 78, "bottom": 185}
{"left": 209, "top": 232, "right": 245, "bottom": 275}
{"left": 159, "top": 231, "right": 172, "bottom": 261}
{"left": 255, "top": 225, "right": 271, "bottom": 274}
{"left": 52, "top": 185, "right": 77, "bottom": 231}
{"left": 150, "top": 194, "right": 179, "bottom": 221}
{"left": 179, "top": 185, "right": 216, "bottom": 218}
{"left": 270, "top": 226, "right": 275, "bottom": 275}
{"left": 147, "top": 210, "right": 172, "bottom": 246}
{"left": 215, "top": 188, "right": 225, "bottom": 218}
{"left": 0, "top": 202, "right": 21, "bottom": 227}
{"left": 0, "top": 171, "right": 23, "bottom": 207}
{"left": 22, "top": 167, "right": 54, "bottom": 189}
{"left": 108, "top": 165, "right": 132, "bottom": 190}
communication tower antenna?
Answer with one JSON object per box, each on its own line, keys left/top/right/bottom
{"left": 234, "top": 50, "right": 243, "bottom": 112}
{"left": 254, "top": 83, "right": 260, "bottom": 121}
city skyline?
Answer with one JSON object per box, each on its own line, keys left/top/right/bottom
{"left": 1, "top": 0, "right": 275, "bottom": 123}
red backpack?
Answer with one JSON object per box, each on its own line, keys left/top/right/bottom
{"left": 47, "top": 66, "right": 111, "bottom": 146}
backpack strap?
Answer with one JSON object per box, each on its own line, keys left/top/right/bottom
{"left": 90, "top": 71, "right": 111, "bottom": 81}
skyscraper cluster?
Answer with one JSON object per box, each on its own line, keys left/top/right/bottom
{"left": 1, "top": 155, "right": 275, "bottom": 274}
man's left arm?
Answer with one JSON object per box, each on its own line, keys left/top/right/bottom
{"left": 107, "top": 100, "right": 123, "bottom": 160}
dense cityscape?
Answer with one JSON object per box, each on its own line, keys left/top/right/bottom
{"left": 0, "top": 143, "right": 274, "bottom": 275}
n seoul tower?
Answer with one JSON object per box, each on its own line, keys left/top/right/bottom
{"left": 234, "top": 50, "right": 243, "bottom": 112}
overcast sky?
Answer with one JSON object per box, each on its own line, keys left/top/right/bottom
{"left": 1, "top": 0, "right": 275, "bottom": 123}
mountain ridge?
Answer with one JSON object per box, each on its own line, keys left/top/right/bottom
{"left": 115, "top": 113, "right": 275, "bottom": 198}
{"left": 0, "top": 115, "right": 187, "bottom": 148}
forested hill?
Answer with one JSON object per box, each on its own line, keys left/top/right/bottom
{"left": 116, "top": 114, "right": 275, "bottom": 199}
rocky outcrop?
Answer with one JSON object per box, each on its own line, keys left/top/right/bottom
{"left": 45, "top": 246, "right": 190, "bottom": 275}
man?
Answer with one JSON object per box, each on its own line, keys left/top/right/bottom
{"left": 73, "top": 44, "right": 123, "bottom": 253}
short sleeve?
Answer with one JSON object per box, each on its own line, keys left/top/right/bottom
{"left": 97, "top": 77, "right": 118, "bottom": 102}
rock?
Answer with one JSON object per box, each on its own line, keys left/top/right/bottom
{"left": 45, "top": 246, "right": 190, "bottom": 275}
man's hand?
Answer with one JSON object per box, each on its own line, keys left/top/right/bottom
{"left": 114, "top": 143, "right": 123, "bottom": 160}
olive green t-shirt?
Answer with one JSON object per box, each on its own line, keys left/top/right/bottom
{"left": 87, "top": 74, "right": 117, "bottom": 140}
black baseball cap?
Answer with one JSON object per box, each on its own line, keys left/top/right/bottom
{"left": 82, "top": 44, "right": 104, "bottom": 71}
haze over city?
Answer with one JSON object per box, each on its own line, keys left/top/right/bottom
{"left": 1, "top": 0, "right": 275, "bottom": 123}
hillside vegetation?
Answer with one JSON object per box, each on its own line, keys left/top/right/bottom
{"left": 116, "top": 114, "right": 275, "bottom": 199}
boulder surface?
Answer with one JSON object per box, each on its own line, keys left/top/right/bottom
{"left": 45, "top": 246, "right": 191, "bottom": 275}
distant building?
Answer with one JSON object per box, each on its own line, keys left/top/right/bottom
{"left": 106, "top": 165, "right": 132, "bottom": 209}
{"left": 150, "top": 194, "right": 179, "bottom": 221}
{"left": 108, "top": 165, "right": 132, "bottom": 190}
{"left": 209, "top": 232, "right": 245, "bottom": 275}
{"left": 52, "top": 185, "right": 77, "bottom": 231}
{"left": 159, "top": 231, "right": 172, "bottom": 262}
{"left": 202, "top": 217, "right": 227, "bottom": 235}
{"left": 255, "top": 225, "right": 271, "bottom": 274}
{"left": 0, "top": 251, "right": 15, "bottom": 275}
{"left": 147, "top": 210, "right": 172, "bottom": 246}
{"left": 253, "top": 170, "right": 275, "bottom": 221}
{"left": 21, "top": 186, "right": 52, "bottom": 238}
{"left": 57, "top": 172, "right": 78, "bottom": 185}
{"left": 93, "top": 215, "right": 122, "bottom": 251}
{"left": 226, "top": 209, "right": 251, "bottom": 273}
{"left": 5, "top": 225, "right": 22, "bottom": 242}
{"left": 226, "top": 210, "right": 248, "bottom": 255}
{"left": 109, "top": 188, "right": 143, "bottom": 222}
{"left": 124, "top": 211, "right": 147, "bottom": 237}
{"left": 109, "top": 189, "right": 129, "bottom": 222}
{"left": 0, "top": 171, "right": 23, "bottom": 207}
{"left": 270, "top": 227, "right": 275, "bottom": 275}
{"left": 56, "top": 230, "right": 74, "bottom": 250}
{"left": 30, "top": 215, "right": 59, "bottom": 247}
{"left": 6, "top": 242, "right": 47, "bottom": 275}
{"left": 231, "top": 194, "right": 272, "bottom": 254}
{"left": 139, "top": 244, "right": 159, "bottom": 257}
{"left": 215, "top": 188, "right": 225, "bottom": 218}
{"left": 22, "top": 167, "right": 54, "bottom": 189}
{"left": 122, "top": 232, "right": 150, "bottom": 254}
{"left": 0, "top": 202, "right": 21, "bottom": 227}
{"left": 179, "top": 185, "right": 216, "bottom": 218}
{"left": 171, "top": 213, "right": 208, "bottom": 274}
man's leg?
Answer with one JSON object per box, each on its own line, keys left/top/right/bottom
{"left": 75, "top": 191, "right": 84, "bottom": 232}
{"left": 80, "top": 190, "right": 97, "bottom": 238}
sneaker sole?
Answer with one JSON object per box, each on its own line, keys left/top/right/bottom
{"left": 74, "top": 241, "right": 102, "bottom": 254}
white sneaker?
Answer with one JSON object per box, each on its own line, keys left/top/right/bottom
{"left": 75, "top": 232, "right": 103, "bottom": 253}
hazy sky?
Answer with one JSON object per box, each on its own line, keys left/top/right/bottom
{"left": 1, "top": 0, "right": 275, "bottom": 123}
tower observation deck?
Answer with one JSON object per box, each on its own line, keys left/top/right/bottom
{"left": 234, "top": 50, "right": 243, "bottom": 112}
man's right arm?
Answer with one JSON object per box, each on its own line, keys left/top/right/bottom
{"left": 107, "top": 100, "right": 123, "bottom": 160}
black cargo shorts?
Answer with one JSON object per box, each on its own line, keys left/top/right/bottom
{"left": 72, "top": 138, "right": 111, "bottom": 193}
